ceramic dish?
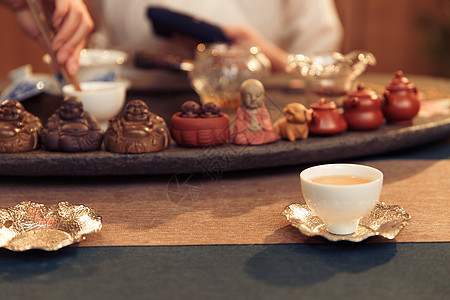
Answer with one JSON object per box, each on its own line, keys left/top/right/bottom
{"left": 0, "top": 201, "right": 102, "bottom": 251}
{"left": 282, "top": 201, "right": 411, "bottom": 242}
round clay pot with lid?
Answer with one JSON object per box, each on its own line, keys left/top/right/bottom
{"left": 343, "top": 83, "right": 384, "bottom": 130}
{"left": 309, "top": 98, "right": 347, "bottom": 135}
{"left": 382, "top": 70, "right": 420, "bottom": 125}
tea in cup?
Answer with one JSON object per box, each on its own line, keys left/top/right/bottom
{"left": 300, "top": 163, "right": 383, "bottom": 235}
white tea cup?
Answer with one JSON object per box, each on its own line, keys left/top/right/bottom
{"left": 300, "top": 163, "right": 383, "bottom": 235}
{"left": 62, "top": 81, "right": 126, "bottom": 131}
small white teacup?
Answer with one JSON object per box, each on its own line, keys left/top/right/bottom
{"left": 62, "top": 81, "right": 126, "bottom": 131}
{"left": 300, "top": 163, "right": 383, "bottom": 235}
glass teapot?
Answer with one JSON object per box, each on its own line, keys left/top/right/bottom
{"left": 286, "top": 50, "right": 376, "bottom": 105}
{"left": 189, "top": 43, "right": 271, "bottom": 109}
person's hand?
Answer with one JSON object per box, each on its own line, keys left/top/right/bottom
{"left": 222, "top": 25, "right": 288, "bottom": 73}
{"left": 2, "top": 0, "right": 94, "bottom": 74}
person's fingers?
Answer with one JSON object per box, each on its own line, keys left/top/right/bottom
{"left": 64, "top": 42, "right": 84, "bottom": 75}
{"left": 222, "top": 26, "right": 252, "bottom": 42}
{"left": 52, "top": 8, "right": 87, "bottom": 50}
{"left": 51, "top": 0, "right": 69, "bottom": 29}
{"left": 51, "top": 0, "right": 94, "bottom": 54}
{"left": 49, "top": 1, "right": 93, "bottom": 73}
{"left": 222, "top": 25, "right": 288, "bottom": 73}
{"left": 55, "top": 20, "right": 91, "bottom": 65}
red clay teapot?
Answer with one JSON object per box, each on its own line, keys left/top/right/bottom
{"left": 309, "top": 98, "right": 347, "bottom": 135}
{"left": 343, "top": 83, "right": 384, "bottom": 130}
{"left": 382, "top": 70, "right": 420, "bottom": 125}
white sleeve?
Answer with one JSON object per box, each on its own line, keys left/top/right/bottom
{"left": 281, "top": 0, "right": 344, "bottom": 54}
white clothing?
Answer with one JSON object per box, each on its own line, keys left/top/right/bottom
{"left": 89, "top": 0, "right": 343, "bottom": 57}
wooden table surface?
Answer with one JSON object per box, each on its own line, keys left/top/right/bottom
{"left": 0, "top": 157, "right": 449, "bottom": 246}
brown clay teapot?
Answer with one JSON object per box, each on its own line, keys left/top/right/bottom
{"left": 309, "top": 98, "right": 347, "bottom": 135}
{"left": 343, "top": 83, "right": 384, "bottom": 130}
{"left": 382, "top": 70, "right": 420, "bottom": 125}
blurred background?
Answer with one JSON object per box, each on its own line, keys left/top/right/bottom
{"left": 0, "top": 0, "right": 448, "bottom": 81}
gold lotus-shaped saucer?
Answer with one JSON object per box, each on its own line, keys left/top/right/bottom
{"left": 0, "top": 201, "right": 102, "bottom": 251}
{"left": 282, "top": 201, "right": 411, "bottom": 242}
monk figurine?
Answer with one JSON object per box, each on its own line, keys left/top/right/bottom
{"left": 0, "top": 99, "right": 42, "bottom": 152}
{"left": 104, "top": 99, "right": 170, "bottom": 153}
{"left": 230, "top": 79, "right": 279, "bottom": 145}
{"left": 41, "top": 96, "right": 103, "bottom": 152}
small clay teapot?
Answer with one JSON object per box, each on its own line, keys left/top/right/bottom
{"left": 309, "top": 98, "right": 347, "bottom": 135}
{"left": 343, "top": 83, "right": 384, "bottom": 130}
{"left": 382, "top": 70, "right": 420, "bottom": 125}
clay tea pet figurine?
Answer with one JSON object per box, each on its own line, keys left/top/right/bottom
{"left": 0, "top": 99, "right": 42, "bottom": 152}
{"left": 201, "top": 102, "right": 221, "bottom": 118}
{"left": 104, "top": 99, "right": 170, "bottom": 153}
{"left": 274, "top": 103, "right": 312, "bottom": 141}
{"left": 230, "top": 79, "right": 279, "bottom": 145}
{"left": 41, "top": 96, "right": 102, "bottom": 152}
{"left": 180, "top": 100, "right": 202, "bottom": 118}
{"left": 171, "top": 100, "right": 229, "bottom": 147}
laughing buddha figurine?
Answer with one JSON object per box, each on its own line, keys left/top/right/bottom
{"left": 104, "top": 99, "right": 170, "bottom": 153}
{"left": 41, "top": 96, "right": 103, "bottom": 152}
{"left": 231, "top": 79, "right": 279, "bottom": 145}
{"left": 0, "top": 99, "right": 42, "bottom": 152}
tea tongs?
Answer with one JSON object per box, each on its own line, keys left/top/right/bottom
{"left": 25, "top": 0, "right": 81, "bottom": 91}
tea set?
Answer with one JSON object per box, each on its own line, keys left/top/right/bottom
{"left": 284, "top": 50, "right": 421, "bottom": 137}
{"left": 0, "top": 48, "right": 415, "bottom": 246}
{"left": 275, "top": 69, "right": 420, "bottom": 139}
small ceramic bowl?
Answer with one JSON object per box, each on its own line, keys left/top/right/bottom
{"left": 62, "top": 81, "right": 126, "bottom": 130}
{"left": 300, "top": 163, "right": 383, "bottom": 235}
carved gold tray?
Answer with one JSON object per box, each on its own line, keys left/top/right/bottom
{"left": 282, "top": 202, "right": 411, "bottom": 242}
{"left": 0, "top": 201, "right": 102, "bottom": 251}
